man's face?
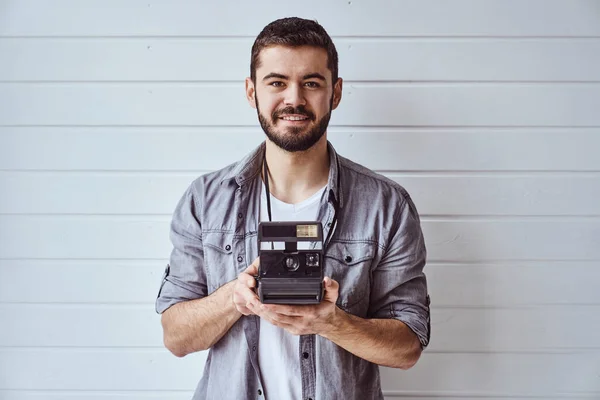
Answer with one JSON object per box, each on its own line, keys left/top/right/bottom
{"left": 246, "top": 45, "right": 342, "bottom": 152}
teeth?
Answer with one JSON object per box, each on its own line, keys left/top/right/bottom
{"left": 281, "top": 116, "right": 308, "bottom": 121}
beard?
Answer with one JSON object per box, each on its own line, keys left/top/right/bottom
{"left": 256, "top": 96, "right": 333, "bottom": 153}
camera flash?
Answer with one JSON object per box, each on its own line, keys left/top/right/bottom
{"left": 297, "top": 224, "right": 318, "bottom": 238}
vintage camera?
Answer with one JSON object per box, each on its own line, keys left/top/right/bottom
{"left": 256, "top": 221, "right": 324, "bottom": 304}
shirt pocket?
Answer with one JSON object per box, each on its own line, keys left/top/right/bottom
{"left": 203, "top": 232, "right": 235, "bottom": 292}
{"left": 324, "top": 241, "right": 376, "bottom": 316}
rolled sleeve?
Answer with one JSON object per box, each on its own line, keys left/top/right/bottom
{"left": 368, "top": 194, "right": 431, "bottom": 348}
{"left": 155, "top": 183, "right": 208, "bottom": 314}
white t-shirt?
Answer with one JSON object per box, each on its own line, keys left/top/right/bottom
{"left": 258, "top": 183, "right": 326, "bottom": 400}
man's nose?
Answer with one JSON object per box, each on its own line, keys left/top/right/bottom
{"left": 283, "top": 84, "right": 306, "bottom": 107}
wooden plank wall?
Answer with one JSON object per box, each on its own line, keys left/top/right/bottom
{"left": 1, "top": 1, "right": 599, "bottom": 398}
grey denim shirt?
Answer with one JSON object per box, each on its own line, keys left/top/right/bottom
{"left": 156, "top": 141, "right": 430, "bottom": 400}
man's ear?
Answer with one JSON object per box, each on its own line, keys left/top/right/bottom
{"left": 245, "top": 77, "right": 257, "bottom": 109}
{"left": 332, "top": 77, "right": 343, "bottom": 110}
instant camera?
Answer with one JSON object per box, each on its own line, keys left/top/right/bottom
{"left": 256, "top": 221, "right": 324, "bottom": 304}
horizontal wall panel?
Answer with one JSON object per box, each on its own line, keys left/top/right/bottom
{"left": 0, "top": 395, "right": 593, "bottom": 400}
{"left": 426, "top": 263, "right": 600, "bottom": 307}
{"left": 0, "top": 350, "right": 597, "bottom": 396}
{"left": 0, "top": 216, "right": 173, "bottom": 259}
{"left": 429, "top": 306, "right": 600, "bottom": 352}
{"left": 2, "top": 261, "right": 598, "bottom": 307}
{"left": 0, "top": 393, "right": 193, "bottom": 400}
{"left": 1, "top": 128, "right": 599, "bottom": 172}
{"left": 0, "top": 217, "right": 598, "bottom": 261}
{"left": 2, "top": 172, "right": 600, "bottom": 216}
{"left": 3, "top": 38, "right": 600, "bottom": 82}
{"left": 0, "top": 305, "right": 162, "bottom": 348}
{"left": 2, "top": 305, "right": 598, "bottom": 352}
{"left": 383, "top": 398, "right": 594, "bottom": 400}
{"left": 0, "top": 349, "right": 206, "bottom": 390}
{"left": 402, "top": 174, "right": 600, "bottom": 216}
{"left": 422, "top": 219, "right": 599, "bottom": 261}
{"left": 0, "top": 261, "right": 163, "bottom": 304}
{"left": 2, "top": 83, "right": 600, "bottom": 126}
{"left": 384, "top": 398, "right": 590, "bottom": 400}
{"left": 379, "top": 353, "right": 600, "bottom": 396}
{"left": 0, "top": 83, "right": 257, "bottom": 126}
{"left": 1, "top": 0, "right": 599, "bottom": 37}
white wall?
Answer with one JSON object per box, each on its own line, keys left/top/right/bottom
{"left": 1, "top": 1, "right": 599, "bottom": 399}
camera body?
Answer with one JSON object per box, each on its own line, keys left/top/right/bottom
{"left": 257, "top": 221, "right": 324, "bottom": 304}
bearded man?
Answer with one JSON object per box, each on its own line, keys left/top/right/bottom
{"left": 156, "top": 17, "right": 431, "bottom": 400}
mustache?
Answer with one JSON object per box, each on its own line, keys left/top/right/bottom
{"left": 272, "top": 106, "right": 315, "bottom": 121}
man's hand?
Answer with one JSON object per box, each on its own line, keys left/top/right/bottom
{"left": 247, "top": 276, "right": 341, "bottom": 336}
{"left": 232, "top": 257, "right": 261, "bottom": 316}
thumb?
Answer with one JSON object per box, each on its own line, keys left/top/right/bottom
{"left": 323, "top": 277, "right": 339, "bottom": 303}
{"left": 245, "top": 257, "right": 260, "bottom": 275}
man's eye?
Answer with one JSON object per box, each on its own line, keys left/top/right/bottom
{"left": 270, "top": 81, "right": 284, "bottom": 87}
{"left": 305, "top": 82, "right": 320, "bottom": 88}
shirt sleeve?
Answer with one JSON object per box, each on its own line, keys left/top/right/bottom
{"left": 155, "top": 183, "right": 208, "bottom": 314}
{"left": 367, "top": 193, "right": 431, "bottom": 348}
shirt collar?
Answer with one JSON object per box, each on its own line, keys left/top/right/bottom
{"left": 221, "top": 140, "right": 344, "bottom": 209}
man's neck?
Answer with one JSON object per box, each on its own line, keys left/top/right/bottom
{"left": 263, "top": 136, "right": 330, "bottom": 205}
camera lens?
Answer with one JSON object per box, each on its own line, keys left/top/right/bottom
{"left": 284, "top": 255, "right": 299, "bottom": 271}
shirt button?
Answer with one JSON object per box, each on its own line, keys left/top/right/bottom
{"left": 252, "top": 346, "right": 256, "bottom": 352}
{"left": 258, "top": 389, "right": 262, "bottom": 395}
{"left": 238, "top": 213, "right": 243, "bottom": 218}
{"left": 225, "top": 245, "right": 231, "bottom": 251}
{"left": 345, "top": 255, "right": 353, "bottom": 263}
{"left": 303, "top": 352, "right": 309, "bottom": 359}
{"left": 237, "top": 256, "right": 243, "bottom": 262}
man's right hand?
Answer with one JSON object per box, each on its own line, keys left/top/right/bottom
{"left": 232, "top": 257, "right": 261, "bottom": 316}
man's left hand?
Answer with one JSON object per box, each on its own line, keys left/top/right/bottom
{"left": 247, "top": 277, "right": 341, "bottom": 336}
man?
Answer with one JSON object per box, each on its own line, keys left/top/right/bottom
{"left": 156, "top": 17, "right": 430, "bottom": 400}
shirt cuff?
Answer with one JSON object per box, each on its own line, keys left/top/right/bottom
{"left": 155, "top": 277, "right": 205, "bottom": 314}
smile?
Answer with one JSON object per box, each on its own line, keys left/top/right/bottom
{"left": 280, "top": 115, "right": 310, "bottom": 121}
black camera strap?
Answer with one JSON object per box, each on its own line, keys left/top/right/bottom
{"left": 263, "top": 157, "right": 274, "bottom": 223}
{"left": 262, "top": 158, "right": 276, "bottom": 251}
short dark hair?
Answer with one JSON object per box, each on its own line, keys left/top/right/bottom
{"left": 250, "top": 17, "right": 338, "bottom": 84}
